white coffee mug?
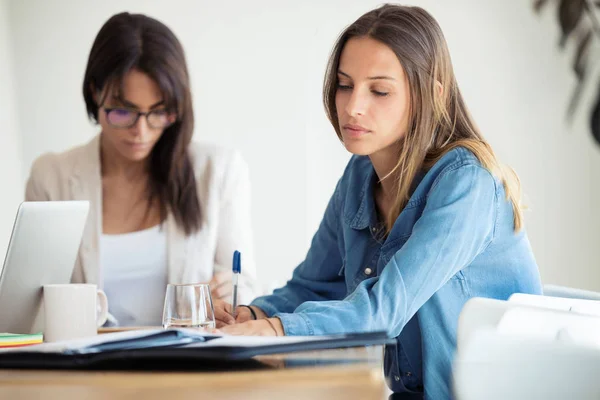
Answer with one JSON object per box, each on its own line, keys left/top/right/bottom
{"left": 43, "top": 284, "right": 108, "bottom": 342}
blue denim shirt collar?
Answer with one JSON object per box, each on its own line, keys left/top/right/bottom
{"left": 345, "top": 163, "right": 377, "bottom": 230}
{"left": 344, "top": 159, "right": 427, "bottom": 231}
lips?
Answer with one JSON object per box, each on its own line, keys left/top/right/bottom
{"left": 342, "top": 123, "right": 371, "bottom": 138}
{"left": 125, "top": 141, "right": 150, "bottom": 149}
{"left": 343, "top": 123, "right": 369, "bottom": 133}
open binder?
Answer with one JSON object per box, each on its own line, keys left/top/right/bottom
{"left": 0, "top": 328, "right": 393, "bottom": 371}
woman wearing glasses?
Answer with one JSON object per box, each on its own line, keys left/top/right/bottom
{"left": 25, "top": 13, "right": 257, "bottom": 326}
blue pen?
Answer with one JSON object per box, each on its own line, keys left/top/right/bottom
{"left": 232, "top": 250, "right": 241, "bottom": 318}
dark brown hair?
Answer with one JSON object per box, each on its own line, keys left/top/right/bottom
{"left": 323, "top": 4, "right": 523, "bottom": 232}
{"left": 83, "top": 12, "right": 201, "bottom": 235}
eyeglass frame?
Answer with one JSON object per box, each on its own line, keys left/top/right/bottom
{"left": 102, "top": 107, "right": 175, "bottom": 129}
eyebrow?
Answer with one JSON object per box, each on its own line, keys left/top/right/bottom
{"left": 337, "top": 70, "right": 396, "bottom": 81}
{"left": 113, "top": 96, "right": 165, "bottom": 109}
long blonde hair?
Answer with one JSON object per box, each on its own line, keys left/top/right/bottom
{"left": 323, "top": 4, "right": 523, "bottom": 233}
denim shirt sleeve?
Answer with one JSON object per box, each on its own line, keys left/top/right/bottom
{"left": 251, "top": 180, "right": 347, "bottom": 317}
{"left": 276, "top": 164, "right": 497, "bottom": 336}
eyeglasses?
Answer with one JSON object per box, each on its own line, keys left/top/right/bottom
{"left": 103, "top": 107, "right": 174, "bottom": 129}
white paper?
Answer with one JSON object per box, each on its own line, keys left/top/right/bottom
{"left": 497, "top": 307, "right": 600, "bottom": 344}
{"left": 0, "top": 329, "right": 340, "bottom": 354}
{"left": 570, "top": 303, "right": 600, "bottom": 317}
{"left": 509, "top": 293, "right": 600, "bottom": 316}
{"left": 0, "top": 328, "right": 206, "bottom": 354}
{"left": 181, "top": 335, "right": 328, "bottom": 348}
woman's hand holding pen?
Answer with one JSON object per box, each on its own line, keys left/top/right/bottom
{"left": 213, "top": 298, "right": 267, "bottom": 328}
{"left": 213, "top": 299, "right": 234, "bottom": 327}
{"left": 212, "top": 299, "right": 285, "bottom": 335}
{"left": 211, "top": 299, "right": 285, "bottom": 336}
{"left": 213, "top": 299, "right": 274, "bottom": 329}
{"left": 213, "top": 250, "right": 278, "bottom": 333}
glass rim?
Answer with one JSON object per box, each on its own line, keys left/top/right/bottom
{"left": 43, "top": 283, "right": 97, "bottom": 288}
{"left": 166, "top": 283, "right": 211, "bottom": 288}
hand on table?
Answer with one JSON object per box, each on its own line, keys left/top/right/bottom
{"left": 219, "top": 318, "right": 285, "bottom": 337}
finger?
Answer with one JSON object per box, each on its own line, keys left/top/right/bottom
{"left": 215, "top": 320, "right": 227, "bottom": 329}
{"left": 214, "top": 306, "right": 235, "bottom": 325}
{"left": 216, "top": 312, "right": 234, "bottom": 325}
{"left": 235, "top": 307, "right": 253, "bottom": 323}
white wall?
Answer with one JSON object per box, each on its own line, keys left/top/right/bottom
{"left": 5, "top": 0, "right": 600, "bottom": 291}
{"left": 0, "top": 0, "right": 22, "bottom": 260}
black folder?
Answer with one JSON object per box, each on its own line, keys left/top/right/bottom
{"left": 0, "top": 329, "right": 394, "bottom": 371}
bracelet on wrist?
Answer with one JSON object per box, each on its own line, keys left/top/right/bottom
{"left": 238, "top": 305, "right": 258, "bottom": 320}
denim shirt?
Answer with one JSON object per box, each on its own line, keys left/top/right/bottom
{"left": 252, "top": 147, "right": 542, "bottom": 399}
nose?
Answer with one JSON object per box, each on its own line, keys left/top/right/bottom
{"left": 130, "top": 114, "right": 150, "bottom": 137}
{"left": 345, "top": 88, "right": 367, "bottom": 118}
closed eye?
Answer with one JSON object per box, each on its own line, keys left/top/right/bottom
{"left": 372, "top": 90, "right": 389, "bottom": 97}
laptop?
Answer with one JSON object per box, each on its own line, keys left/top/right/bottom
{"left": 0, "top": 201, "right": 89, "bottom": 334}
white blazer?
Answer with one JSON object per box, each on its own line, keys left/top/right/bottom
{"left": 25, "top": 135, "right": 257, "bottom": 304}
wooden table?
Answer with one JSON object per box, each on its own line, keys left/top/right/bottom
{"left": 0, "top": 346, "right": 388, "bottom": 400}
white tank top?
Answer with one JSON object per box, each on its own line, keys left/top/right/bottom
{"left": 100, "top": 224, "right": 167, "bottom": 326}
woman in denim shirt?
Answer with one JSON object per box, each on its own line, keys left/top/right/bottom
{"left": 216, "top": 4, "right": 542, "bottom": 399}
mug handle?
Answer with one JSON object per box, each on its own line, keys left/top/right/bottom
{"left": 96, "top": 290, "right": 109, "bottom": 327}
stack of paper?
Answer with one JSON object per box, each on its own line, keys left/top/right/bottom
{"left": 0, "top": 333, "right": 43, "bottom": 348}
{"left": 0, "top": 329, "right": 392, "bottom": 371}
{"left": 0, "top": 328, "right": 211, "bottom": 354}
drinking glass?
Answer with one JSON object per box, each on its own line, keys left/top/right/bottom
{"left": 162, "top": 283, "right": 215, "bottom": 329}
